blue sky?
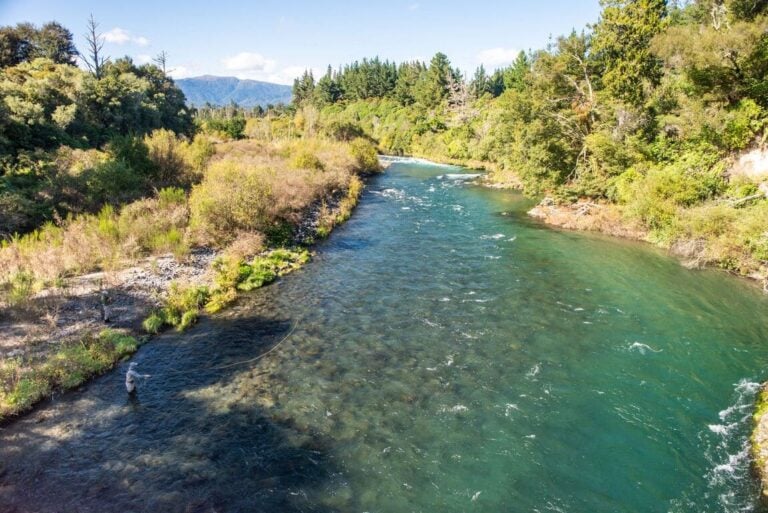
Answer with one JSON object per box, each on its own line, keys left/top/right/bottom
{"left": 0, "top": 0, "right": 602, "bottom": 84}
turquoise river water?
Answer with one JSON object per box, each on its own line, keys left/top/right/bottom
{"left": 2, "top": 158, "right": 768, "bottom": 513}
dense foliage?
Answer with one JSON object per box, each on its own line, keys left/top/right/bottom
{"left": 0, "top": 20, "right": 194, "bottom": 238}
{"left": 0, "top": 21, "right": 78, "bottom": 68}
{"left": 287, "top": 0, "right": 768, "bottom": 276}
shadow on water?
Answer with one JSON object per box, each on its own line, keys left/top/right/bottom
{"left": 0, "top": 314, "right": 340, "bottom": 513}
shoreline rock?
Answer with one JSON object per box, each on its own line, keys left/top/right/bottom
{"left": 527, "top": 198, "right": 649, "bottom": 241}
{"left": 752, "top": 383, "right": 768, "bottom": 503}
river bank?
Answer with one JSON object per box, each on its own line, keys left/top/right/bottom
{"left": 524, "top": 186, "right": 768, "bottom": 503}
{"left": 395, "top": 149, "right": 768, "bottom": 289}
{"left": 526, "top": 196, "right": 768, "bottom": 290}
{"left": 0, "top": 137, "right": 380, "bottom": 421}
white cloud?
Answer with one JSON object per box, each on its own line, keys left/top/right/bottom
{"left": 169, "top": 65, "right": 193, "bottom": 79}
{"left": 103, "top": 27, "right": 130, "bottom": 44}
{"left": 135, "top": 54, "right": 152, "bottom": 65}
{"left": 103, "top": 27, "right": 150, "bottom": 47}
{"left": 266, "top": 65, "right": 310, "bottom": 85}
{"left": 221, "top": 52, "right": 310, "bottom": 84}
{"left": 476, "top": 47, "right": 519, "bottom": 68}
{"left": 222, "top": 52, "right": 276, "bottom": 73}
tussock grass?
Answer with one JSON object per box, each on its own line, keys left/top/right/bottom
{"left": 0, "top": 190, "right": 191, "bottom": 289}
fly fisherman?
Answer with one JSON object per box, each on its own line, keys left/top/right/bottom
{"left": 125, "top": 362, "right": 150, "bottom": 394}
{"left": 100, "top": 290, "right": 111, "bottom": 323}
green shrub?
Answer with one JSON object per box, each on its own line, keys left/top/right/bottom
{"left": 349, "top": 138, "right": 381, "bottom": 173}
{"left": 189, "top": 160, "right": 273, "bottom": 243}
{"left": 737, "top": 203, "right": 768, "bottom": 261}
{"left": 144, "top": 129, "right": 190, "bottom": 185}
{"left": 178, "top": 310, "right": 199, "bottom": 331}
{"left": 7, "top": 271, "right": 35, "bottom": 305}
{"left": 85, "top": 158, "right": 144, "bottom": 205}
{"left": 209, "top": 256, "right": 240, "bottom": 290}
{"left": 722, "top": 99, "right": 764, "bottom": 150}
{"left": 203, "top": 249, "right": 310, "bottom": 312}
{"left": 184, "top": 135, "right": 216, "bottom": 171}
{"left": 726, "top": 176, "right": 760, "bottom": 199}
{"left": 204, "top": 117, "right": 246, "bottom": 140}
{"left": 205, "top": 287, "right": 237, "bottom": 314}
{"left": 0, "top": 191, "right": 38, "bottom": 238}
{"left": 142, "top": 312, "right": 165, "bottom": 334}
{"left": 161, "top": 283, "right": 210, "bottom": 331}
{"left": 322, "top": 120, "right": 365, "bottom": 141}
{"left": 291, "top": 150, "right": 325, "bottom": 171}
{"left": 264, "top": 221, "right": 294, "bottom": 247}
{"left": 157, "top": 187, "right": 187, "bottom": 207}
{"left": 106, "top": 135, "right": 154, "bottom": 176}
{"left": 141, "top": 284, "right": 208, "bottom": 333}
{"left": 236, "top": 260, "right": 277, "bottom": 291}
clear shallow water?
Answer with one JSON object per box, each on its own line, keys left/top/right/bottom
{"left": 2, "top": 159, "right": 768, "bottom": 513}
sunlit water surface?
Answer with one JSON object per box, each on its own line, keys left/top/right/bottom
{"left": 2, "top": 159, "right": 768, "bottom": 513}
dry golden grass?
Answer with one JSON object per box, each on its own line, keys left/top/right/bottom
{"left": 1, "top": 136, "right": 377, "bottom": 297}
{"left": 189, "top": 138, "right": 365, "bottom": 245}
{"left": 0, "top": 197, "right": 189, "bottom": 287}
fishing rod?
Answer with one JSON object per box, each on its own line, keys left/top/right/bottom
{"left": 159, "top": 319, "right": 299, "bottom": 376}
{"left": 124, "top": 320, "right": 300, "bottom": 397}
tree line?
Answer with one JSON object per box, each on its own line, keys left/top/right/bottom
{"left": 287, "top": 0, "right": 768, "bottom": 275}
{"left": 0, "top": 17, "right": 195, "bottom": 237}
{"left": 0, "top": 18, "right": 192, "bottom": 158}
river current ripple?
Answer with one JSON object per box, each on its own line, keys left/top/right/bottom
{"left": 2, "top": 158, "right": 768, "bottom": 513}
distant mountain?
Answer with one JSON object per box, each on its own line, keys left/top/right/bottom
{"left": 175, "top": 75, "right": 293, "bottom": 108}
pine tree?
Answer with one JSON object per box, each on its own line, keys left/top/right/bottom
{"left": 414, "top": 52, "right": 452, "bottom": 107}
{"left": 292, "top": 70, "right": 315, "bottom": 105}
{"left": 503, "top": 51, "right": 530, "bottom": 92}
{"left": 470, "top": 65, "right": 489, "bottom": 98}
{"left": 394, "top": 61, "right": 424, "bottom": 105}
{"left": 591, "top": 0, "right": 667, "bottom": 105}
{"left": 314, "top": 66, "right": 340, "bottom": 105}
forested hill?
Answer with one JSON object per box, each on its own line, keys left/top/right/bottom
{"left": 176, "top": 76, "right": 292, "bottom": 107}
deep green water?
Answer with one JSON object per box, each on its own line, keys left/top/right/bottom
{"left": 2, "top": 158, "right": 768, "bottom": 512}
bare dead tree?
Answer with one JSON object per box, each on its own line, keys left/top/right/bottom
{"left": 446, "top": 72, "right": 476, "bottom": 126}
{"left": 711, "top": 2, "right": 728, "bottom": 30}
{"left": 82, "top": 14, "right": 106, "bottom": 79}
{"left": 153, "top": 50, "right": 169, "bottom": 74}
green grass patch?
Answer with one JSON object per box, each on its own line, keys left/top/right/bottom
{"left": 206, "top": 248, "right": 310, "bottom": 313}
{"left": 143, "top": 249, "right": 310, "bottom": 329}
{"left": 141, "top": 283, "right": 210, "bottom": 333}
{"left": 0, "top": 329, "right": 141, "bottom": 420}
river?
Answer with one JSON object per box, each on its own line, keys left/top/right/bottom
{"left": 2, "top": 158, "right": 768, "bottom": 512}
